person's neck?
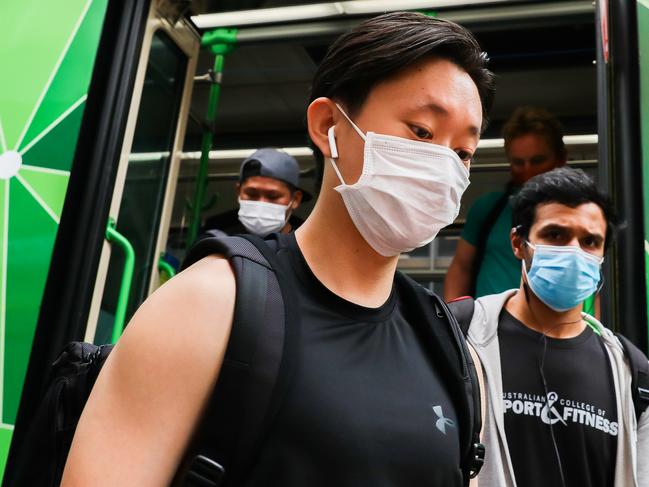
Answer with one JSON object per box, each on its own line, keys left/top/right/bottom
{"left": 505, "top": 284, "right": 586, "bottom": 339}
{"left": 295, "top": 188, "right": 398, "bottom": 308}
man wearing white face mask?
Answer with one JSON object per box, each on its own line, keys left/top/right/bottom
{"left": 461, "top": 168, "right": 649, "bottom": 487}
{"left": 203, "top": 148, "right": 309, "bottom": 237}
{"left": 326, "top": 103, "right": 470, "bottom": 256}
{"left": 62, "top": 13, "right": 496, "bottom": 487}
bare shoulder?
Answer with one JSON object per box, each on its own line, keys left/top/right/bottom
{"left": 107, "top": 253, "right": 238, "bottom": 421}
{"left": 116, "top": 254, "right": 236, "bottom": 368}
{"left": 61, "top": 256, "right": 235, "bottom": 486}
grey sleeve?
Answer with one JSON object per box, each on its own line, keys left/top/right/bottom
{"left": 637, "top": 405, "right": 649, "bottom": 486}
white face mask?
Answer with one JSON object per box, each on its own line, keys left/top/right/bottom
{"left": 327, "top": 104, "right": 470, "bottom": 256}
{"left": 238, "top": 199, "right": 292, "bottom": 237}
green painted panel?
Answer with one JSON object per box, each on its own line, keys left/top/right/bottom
{"left": 20, "top": 0, "right": 107, "bottom": 152}
{"left": 0, "top": 184, "right": 6, "bottom": 424}
{"left": 0, "top": 0, "right": 110, "bottom": 479}
{"left": 0, "top": 0, "right": 87, "bottom": 150}
{"left": 18, "top": 170, "right": 70, "bottom": 220}
{"left": 639, "top": 0, "right": 649, "bottom": 351}
{"left": 5, "top": 179, "right": 58, "bottom": 424}
{"left": 21, "top": 102, "right": 85, "bottom": 172}
{"left": 0, "top": 428, "right": 12, "bottom": 476}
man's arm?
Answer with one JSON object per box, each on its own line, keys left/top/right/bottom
{"left": 444, "top": 238, "right": 477, "bottom": 301}
{"left": 61, "top": 255, "right": 236, "bottom": 487}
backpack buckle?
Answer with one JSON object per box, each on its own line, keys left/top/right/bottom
{"left": 468, "top": 442, "right": 486, "bottom": 478}
{"left": 639, "top": 386, "right": 649, "bottom": 402}
{"left": 183, "top": 455, "right": 225, "bottom": 487}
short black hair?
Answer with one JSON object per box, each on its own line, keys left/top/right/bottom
{"left": 511, "top": 167, "right": 616, "bottom": 248}
{"left": 308, "top": 12, "right": 495, "bottom": 173}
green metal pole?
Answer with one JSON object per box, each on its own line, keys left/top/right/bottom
{"left": 187, "top": 53, "right": 224, "bottom": 247}
{"left": 158, "top": 257, "right": 176, "bottom": 279}
{"left": 106, "top": 218, "right": 135, "bottom": 343}
{"left": 186, "top": 28, "right": 237, "bottom": 248}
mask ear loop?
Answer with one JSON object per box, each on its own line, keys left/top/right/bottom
{"left": 283, "top": 196, "right": 295, "bottom": 227}
{"left": 334, "top": 103, "right": 367, "bottom": 141}
{"left": 327, "top": 104, "right": 367, "bottom": 187}
{"left": 595, "top": 273, "right": 605, "bottom": 295}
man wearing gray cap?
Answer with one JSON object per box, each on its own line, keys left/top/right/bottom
{"left": 204, "top": 148, "right": 311, "bottom": 237}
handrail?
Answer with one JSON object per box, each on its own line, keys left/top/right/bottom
{"left": 105, "top": 218, "right": 135, "bottom": 344}
{"left": 187, "top": 28, "right": 238, "bottom": 248}
{"left": 158, "top": 257, "right": 177, "bottom": 279}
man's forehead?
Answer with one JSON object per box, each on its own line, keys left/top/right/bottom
{"left": 532, "top": 202, "right": 606, "bottom": 232}
{"left": 241, "top": 175, "right": 290, "bottom": 190}
{"left": 507, "top": 133, "right": 554, "bottom": 154}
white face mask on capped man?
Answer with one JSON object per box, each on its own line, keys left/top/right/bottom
{"left": 327, "top": 104, "right": 470, "bottom": 257}
{"left": 238, "top": 199, "right": 292, "bottom": 237}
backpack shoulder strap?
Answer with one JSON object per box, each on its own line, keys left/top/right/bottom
{"left": 615, "top": 333, "right": 649, "bottom": 421}
{"left": 470, "top": 188, "right": 512, "bottom": 296}
{"left": 433, "top": 295, "right": 485, "bottom": 483}
{"left": 447, "top": 297, "right": 476, "bottom": 337}
{"left": 178, "top": 234, "right": 300, "bottom": 486}
{"left": 394, "top": 273, "right": 484, "bottom": 485}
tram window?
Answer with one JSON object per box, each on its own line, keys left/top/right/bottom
{"left": 95, "top": 31, "right": 187, "bottom": 343}
{"left": 436, "top": 236, "right": 460, "bottom": 269}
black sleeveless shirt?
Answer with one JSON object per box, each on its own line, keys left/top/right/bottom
{"left": 243, "top": 233, "right": 463, "bottom": 487}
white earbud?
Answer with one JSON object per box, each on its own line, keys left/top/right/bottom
{"left": 328, "top": 126, "right": 338, "bottom": 159}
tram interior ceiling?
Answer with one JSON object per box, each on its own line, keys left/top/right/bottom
{"left": 160, "top": 0, "right": 599, "bottom": 290}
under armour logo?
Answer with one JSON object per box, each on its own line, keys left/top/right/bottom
{"left": 432, "top": 405, "right": 455, "bottom": 435}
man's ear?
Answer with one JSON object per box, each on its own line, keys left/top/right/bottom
{"left": 235, "top": 182, "right": 241, "bottom": 196}
{"left": 307, "top": 97, "right": 339, "bottom": 159}
{"left": 511, "top": 227, "right": 526, "bottom": 260}
{"left": 291, "top": 190, "right": 303, "bottom": 209}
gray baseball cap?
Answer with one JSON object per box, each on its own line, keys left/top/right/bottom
{"left": 239, "top": 148, "right": 312, "bottom": 201}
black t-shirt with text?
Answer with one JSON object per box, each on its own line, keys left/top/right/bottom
{"left": 243, "top": 233, "right": 463, "bottom": 487}
{"left": 499, "top": 309, "right": 618, "bottom": 487}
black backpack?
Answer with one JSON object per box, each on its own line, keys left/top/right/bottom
{"left": 6, "top": 235, "right": 485, "bottom": 487}
{"left": 447, "top": 296, "right": 649, "bottom": 421}
{"left": 616, "top": 333, "right": 649, "bottom": 420}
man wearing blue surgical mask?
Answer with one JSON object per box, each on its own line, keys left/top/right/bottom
{"left": 203, "top": 148, "right": 310, "bottom": 237}
{"left": 461, "top": 167, "right": 649, "bottom": 487}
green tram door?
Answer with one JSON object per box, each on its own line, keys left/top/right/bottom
{"left": 2, "top": 1, "right": 199, "bottom": 484}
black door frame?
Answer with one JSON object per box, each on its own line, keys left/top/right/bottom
{"left": 602, "top": 0, "right": 648, "bottom": 351}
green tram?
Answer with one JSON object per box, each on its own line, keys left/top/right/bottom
{"left": 1, "top": 0, "right": 648, "bottom": 482}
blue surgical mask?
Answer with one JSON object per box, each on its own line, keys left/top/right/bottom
{"left": 522, "top": 242, "right": 604, "bottom": 312}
